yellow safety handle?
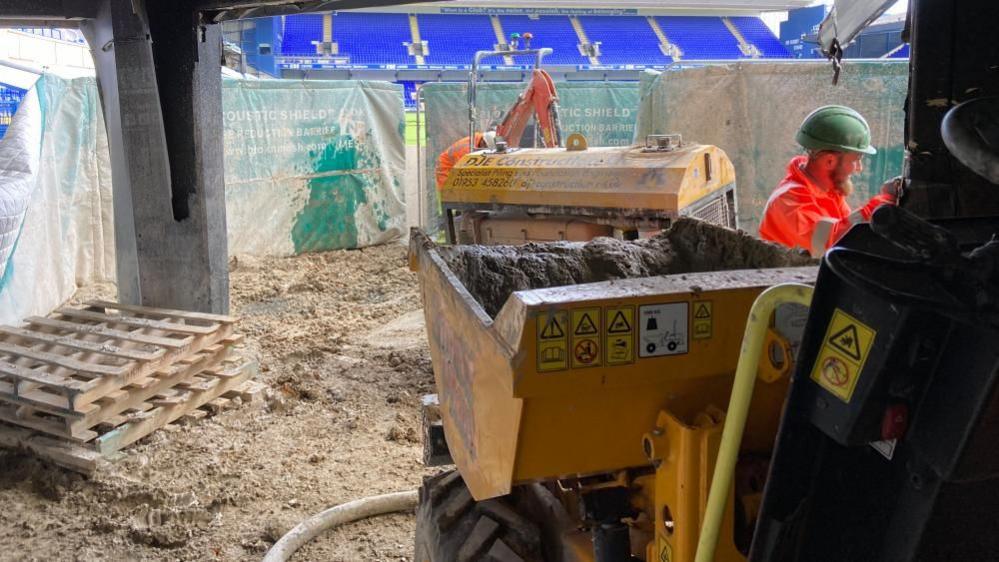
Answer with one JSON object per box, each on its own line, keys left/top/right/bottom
{"left": 695, "top": 283, "right": 814, "bottom": 562}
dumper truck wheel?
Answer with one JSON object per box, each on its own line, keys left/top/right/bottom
{"left": 415, "top": 470, "right": 553, "bottom": 562}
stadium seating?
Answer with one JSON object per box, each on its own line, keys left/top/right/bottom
{"left": 0, "top": 84, "right": 26, "bottom": 140}
{"left": 728, "top": 16, "right": 789, "bottom": 58}
{"left": 499, "top": 15, "right": 589, "bottom": 65}
{"left": 399, "top": 80, "right": 420, "bottom": 108}
{"left": 279, "top": 12, "right": 794, "bottom": 67}
{"left": 282, "top": 14, "right": 323, "bottom": 55}
{"left": 333, "top": 12, "right": 413, "bottom": 65}
{"left": 889, "top": 44, "right": 910, "bottom": 58}
{"left": 657, "top": 16, "right": 743, "bottom": 60}
{"left": 420, "top": 14, "right": 497, "bottom": 66}
{"left": 577, "top": 16, "right": 672, "bottom": 65}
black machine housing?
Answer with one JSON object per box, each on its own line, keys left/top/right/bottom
{"left": 750, "top": 209, "right": 999, "bottom": 561}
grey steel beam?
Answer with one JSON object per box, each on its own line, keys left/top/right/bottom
{"left": 199, "top": 0, "right": 444, "bottom": 23}
{"left": 0, "top": 19, "right": 82, "bottom": 28}
{"left": 0, "top": 0, "right": 97, "bottom": 19}
{"left": 81, "top": 0, "right": 229, "bottom": 314}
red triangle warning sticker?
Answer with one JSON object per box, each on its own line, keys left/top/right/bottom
{"left": 540, "top": 316, "right": 566, "bottom": 339}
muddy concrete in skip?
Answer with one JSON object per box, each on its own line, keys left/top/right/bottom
{"left": 441, "top": 218, "right": 814, "bottom": 317}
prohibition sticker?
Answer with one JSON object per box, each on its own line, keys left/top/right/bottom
{"left": 571, "top": 308, "right": 602, "bottom": 368}
{"left": 820, "top": 356, "right": 850, "bottom": 387}
{"left": 574, "top": 339, "right": 600, "bottom": 366}
{"left": 810, "top": 309, "right": 877, "bottom": 402}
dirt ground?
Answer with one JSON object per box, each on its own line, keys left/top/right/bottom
{"left": 0, "top": 241, "right": 438, "bottom": 561}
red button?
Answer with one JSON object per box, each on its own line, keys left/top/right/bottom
{"left": 881, "top": 403, "right": 909, "bottom": 441}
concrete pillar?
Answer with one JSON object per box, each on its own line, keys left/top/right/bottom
{"left": 81, "top": 0, "right": 229, "bottom": 314}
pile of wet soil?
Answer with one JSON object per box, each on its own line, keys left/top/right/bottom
{"left": 442, "top": 218, "right": 813, "bottom": 316}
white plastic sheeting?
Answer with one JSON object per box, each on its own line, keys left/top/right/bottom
{"left": 222, "top": 79, "right": 406, "bottom": 256}
{"left": 0, "top": 74, "right": 406, "bottom": 322}
{"left": 0, "top": 88, "right": 40, "bottom": 285}
{"left": 0, "top": 74, "right": 115, "bottom": 324}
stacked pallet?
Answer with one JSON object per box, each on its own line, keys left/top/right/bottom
{"left": 0, "top": 300, "right": 261, "bottom": 473}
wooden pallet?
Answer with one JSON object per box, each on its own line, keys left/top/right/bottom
{"left": 0, "top": 364, "right": 262, "bottom": 474}
{"left": 0, "top": 301, "right": 238, "bottom": 441}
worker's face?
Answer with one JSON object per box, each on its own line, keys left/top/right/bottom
{"left": 821, "top": 152, "right": 863, "bottom": 196}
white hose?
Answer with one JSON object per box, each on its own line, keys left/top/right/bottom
{"left": 262, "top": 490, "right": 419, "bottom": 562}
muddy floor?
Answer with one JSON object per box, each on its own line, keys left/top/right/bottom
{"left": 0, "top": 222, "right": 812, "bottom": 562}
{"left": 0, "top": 242, "right": 437, "bottom": 562}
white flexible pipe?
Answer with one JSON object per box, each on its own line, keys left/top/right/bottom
{"left": 262, "top": 490, "right": 419, "bottom": 562}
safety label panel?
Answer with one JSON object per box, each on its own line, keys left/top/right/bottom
{"left": 639, "top": 302, "right": 689, "bottom": 358}
{"left": 604, "top": 306, "right": 635, "bottom": 366}
{"left": 537, "top": 311, "right": 569, "bottom": 372}
{"left": 571, "top": 308, "right": 602, "bottom": 369}
{"left": 809, "top": 309, "right": 877, "bottom": 402}
{"left": 692, "top": 301, "right": 713, "bottom": 340}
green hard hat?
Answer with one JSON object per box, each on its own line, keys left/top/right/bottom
{"left": 796, "top": 105, "right": 877, "bottom": 155}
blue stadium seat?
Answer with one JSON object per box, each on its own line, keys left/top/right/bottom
{"left": 657, "top": 16, "right": 743, "bottom": 60}
{"left": 0, "top": 83, "right": 26, "bottom": 140}
{"left": 577, "top": 16, "right": 672, "bottom": 65}
{"left": 889, "top": 44, "right": 909, "bottom": 58}
{"left": 499, "top": 16, "right": 589, "bottom": 65}
{"left": 399, "top": 80, "right": 420, "bottom": 107}
{"left": 282, "top": 14, "right": 323, "bottom": 55}
{"left": 333, "top": 12, "right": 413, "bottom": 65}
{"left": 728, "top": 16, "right": 789, "bottom": 58}
{"left": 420, "top": 14, "right": 497, "bottom": 66}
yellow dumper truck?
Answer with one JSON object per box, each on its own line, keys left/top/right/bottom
{"left": 410, "top": 221, "right": 815, "bottom": 562}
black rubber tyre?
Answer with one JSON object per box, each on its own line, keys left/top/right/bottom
{"left": 414, "top": 470, "right": 552, "bottom": 562}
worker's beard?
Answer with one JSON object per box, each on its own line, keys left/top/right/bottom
{"left": 835, "top": 176, "right": 854, "bottom": 196}
{"left": 832, "top": 158, "right": 855, "bottom": 196}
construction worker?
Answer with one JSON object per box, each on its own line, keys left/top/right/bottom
{"left": 759, "top": 105, "right": 900, "bottom": 257}
{"left": 435, "top": 131, "right": 496, "bottom": 189}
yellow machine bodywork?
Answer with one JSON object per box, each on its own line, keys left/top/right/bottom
{"left": 410, "top": 231, "right": 817, "bottom": 561}
{"left": 438, "top": 139, "right": 738, "bottom": 243}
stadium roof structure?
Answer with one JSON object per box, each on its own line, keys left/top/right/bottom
{"left": 401, "top": 0, "right": 813, "bottom": 14}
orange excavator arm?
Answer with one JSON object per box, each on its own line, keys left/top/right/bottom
{"left": 494, "top": 69, "right": 562, "bottom": 148}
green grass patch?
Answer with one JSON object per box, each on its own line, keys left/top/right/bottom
{"left": 405, "top": 112, "right": 426, "bottom": 146}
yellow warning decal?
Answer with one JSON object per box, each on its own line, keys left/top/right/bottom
{"left": 571, "top": 308, "right": 602, "bottom": 369}
{"left": 604, "top": 306, "right": 635, "bottom": 366}
{"left": 537, "top": 311, "right": 569, "bottom": 372}
{"left": 692, "top": 301, "right": 713, "bottom": 340}
{"left": 810, "top": 309, "right": 877, "bottom": 402}
{"left": 657, "top": 534, "right": 673, "bottom": 562}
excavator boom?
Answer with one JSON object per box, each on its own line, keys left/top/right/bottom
{"left": 495, "top": 69, "right": 561, "bottom": 148}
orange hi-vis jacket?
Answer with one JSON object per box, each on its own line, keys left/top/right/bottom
{"left": 759, "top": 155, "right": 893, "bottom": 257}
{"left": 436, "top": 133, "right": 484, "bottom": 189}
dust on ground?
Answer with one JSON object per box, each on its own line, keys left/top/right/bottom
{"left": 0, "top": 220, "right": 812, "bottom": 561}
{"left": 0, "top": 242, "right": 437, "bottom": 562}
{"left": 443, "top": 218, "right": 814, "bottom": 316}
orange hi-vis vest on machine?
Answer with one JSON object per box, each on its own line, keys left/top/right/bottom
{"left": 436, "top": 133, "right": 484, "bottom": 189}
{"left": 759, "top": 155, "right": 893, "bottom": 257}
